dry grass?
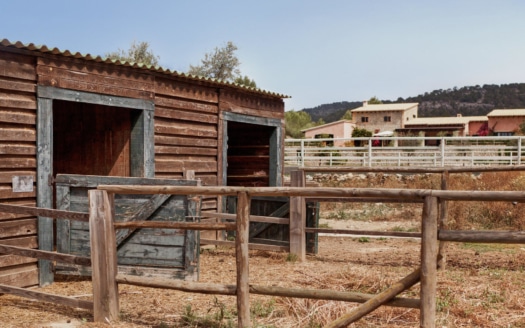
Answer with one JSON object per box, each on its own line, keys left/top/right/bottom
{"left": 1, "top": 171, "right": 525, "bottom": 327}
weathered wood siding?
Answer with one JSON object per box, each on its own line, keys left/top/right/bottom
{"left": 0, "top": 51, "right": 39, "bottom": 287}
{"left": 154, "top": 78, "right": 219, "bottom": 186}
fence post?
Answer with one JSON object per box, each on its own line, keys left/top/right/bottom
{"left": 519, "top": 137, "right": 522, "bottom": 165}
{"left": 300, "top": 139, "right": 305, "bottom": 167}
{"left": 420, "top": 196, "right": 438, "bottom": 328}
{"left": 367, "top": 140, "right": 372, "bottom": 167}
{"left": 440, "top": 138, "right": 445, "bottom": 167}
{"left": 437, "top": 171, "right": 449, "bottom": 270}
{"left": 290, "top": 170, "right": 306, "bottom": 262}
{"left": 89, "top": 190, "right": 119, "bottom": 323}
{"left": 236, "top": 191, "right": 251, "bottom": 327}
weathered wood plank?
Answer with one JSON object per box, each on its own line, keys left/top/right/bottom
{"left": 420, "top": 196, "right": 439, "bottom": 327}
{"left": 0, "top": 171, "right": 36, "bottom": 184}
{"left": 0, "top": 203, "right": 89, "bottom": 222}
{"left": 0, "top": 267, "right": 39, "bottom": 287}
{"left": 0, "top": 254, "right": 37, "bottom": 267}
{"left": 154, "top": 96, "right": 218, "bottom": 114}
{"left": 114, "top": 194, "right": 171, "bottom": 246}
{"left": 155, "top": 78, "right": 219, "bottom": 103}
{"left": 325, "top": 268, "right": 421, "bottom": 327}
{"left": 37, "top": 65, "right": 155, "bottom": 93}
{"left": 0, "top": 282, "right": 93, "bottom": 310}
{"left": 154, "top": 134, "right": 218, "bottom": 147}
{"left": 38, "top": 75, "right": 154, "bottom": 99}
{"left": 89, "top": 190, "right": 119, "bottom": 323}
{"left": 155, "top": 159, "right": 217, "bottom": 173}
{"left": 0, "top": 144, "right": 36, "bottom": 155}
{"left": 0, "top": 78, "right": 36, "bottom": 93}
{"left": 155, "top": 120, "right": 217, "bottom": 138}
{"left": 439, "top": 230, "right": 525, "bottom": 243}
{"left": 114, "top": 221, "right": 235, "bottom": 231}
{"left": 55, "top": 174, "right": 199, "bottom": 188}
{"left": 0, "top": 128, "right": 36, "bottom": 141}
{"left": 0, "top": 244, "right": 91, "bottom": 266}
{"left": 155, "top": 107, "right": 218, "bottom": 124}
{"left": 235, "top": 191, "right": 251, "bottom": 327}
{"left": 0, "top": 109, "right": 36, "bottom": 125}
{"left": 0, "top": 218, "right": 37, "bottom": 238}
{"left": 0, "top": 54, "right": 36, "bottom": 80}
{"left": 38, "top": 57, "right": 153, "bottom": 84}
{"left": 37, "top": 86, "right": 154, "bottom": 110}
{"left": 155, "top": 145, "right": 217, "bottom": 156}
{"left": 290, "top": 171, "right": 306, "bottom": 261}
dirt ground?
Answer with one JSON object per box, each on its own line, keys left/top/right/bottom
{"left": 1, "top": 218, "right": 524, "bottom": 328}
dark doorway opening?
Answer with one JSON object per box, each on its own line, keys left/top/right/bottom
{"left": 226, "top": 121, "right": 274, "bottom": 187}
{"left": 53, "top": 100, "right": 141, "bottom": 177}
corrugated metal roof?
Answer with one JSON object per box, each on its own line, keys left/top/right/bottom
{"left": 351, "top": 103, "right": 418, "bottom": 112}
{"left": 487, "top": 109, "right": 525, "bottom": 117}
{"left": 405, "top": 116, "right": 487, "bottom": 126}
{"left": 0, "top": 38, "right": 289, "bottom": 98}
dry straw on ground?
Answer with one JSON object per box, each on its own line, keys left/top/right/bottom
{"left": 1, "top": 172, "right": 524, "bottom": 327}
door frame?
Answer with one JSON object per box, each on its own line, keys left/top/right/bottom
{"left": 221, "top": 111, "right": 283, "bottom": 187}
{"left": 36, "top": 86, "right": 155, "bottom": 285}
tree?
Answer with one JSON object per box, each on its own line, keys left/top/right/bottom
{"left": 285, "top": 110, "right": 314, "bottom": 138}
{"left": 340, "top": 110, "right": 352, "bottom": 120}
{"left": 188, "top": 41, "right": 242, "bottom": 81}
{"left": 234, "top": 75, "right": 257, "bottom": 88}
{"left": 105, "top": 41, "right": 160, "bottom": 66}
{"left": 368, "top": 96, "right": 383, "bottom": 104}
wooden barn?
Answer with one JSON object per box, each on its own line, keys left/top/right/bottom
{"left": 0, "top": 39, "right": 287, "bottom": 287}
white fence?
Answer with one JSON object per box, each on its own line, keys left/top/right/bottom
{"left": 285, "top": 136, "right": 525, "bottom": 168}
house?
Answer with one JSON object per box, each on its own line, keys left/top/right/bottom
{"left": 350, "top": 101, "right": 419, "bottom": 134}
{"left": 397, "top": 115, "right": 488, "bottom": 137}
{"left": 0, "top": 39, "right": 287, "bottom": 287}
{"left": 487, "top": 109, "right": 525, "bottom": 136}
{"left": 301, "top": 120, "right": 356, "bottom": 146}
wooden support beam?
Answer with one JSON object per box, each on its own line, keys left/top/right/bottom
{"left": 236, "top": 191, "right": 251, "bottom": 327}
{"left": 0, "top": 203, "right": 89, "bottom": 222}
{"left": 420, "top": 196, "right": 439, "bottom": 328}
{"left": 438, "top": 171, "right": 449, "bottom": 270}
{"left": 0, "top": 244, "right": 91, "bottom": 266}
{"left": 116, "top": 274, "right": 420, "bottom": 309}
{"left": 325, "top": 268, "right": 421, "bottom": 327}
{"left": 89, "top": 190, "right": 119, "bottom": 324}
{"left": 289, "top": 170, "right": 306, "bottom": 262}
{"left": 0, "top": 283, "right": 93, "bottom": 310}
{"left": 113, "top": 221, "right": 235, "bottom": 231}
{"left": 305, "top": 228, "right": 421, "bottom": 238}
{"left": 438, "top": 230, "right": 525, "bottom": 243}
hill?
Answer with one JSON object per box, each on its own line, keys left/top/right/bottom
{"left": 303, "top": 83, "right": 525, "bottom": 123}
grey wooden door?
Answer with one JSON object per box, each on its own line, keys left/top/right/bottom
{"left": 55, "top": 174, "right": 200, "bottom": 280}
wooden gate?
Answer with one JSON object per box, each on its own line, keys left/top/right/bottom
{"left": 54, "top": 174, "right": 201, "bottom": 280}
{"left": 227, "top": 196, "right": 319, "bottom": 253}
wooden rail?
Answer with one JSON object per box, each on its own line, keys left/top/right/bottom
{"left": 0, "top": 204, "right": 94, "bottom": 313}
{"left": 93, "top": 183, "right": 525, "bottom": 327}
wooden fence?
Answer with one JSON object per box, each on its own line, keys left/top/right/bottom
{"left": 1, "top": 182, "right": 525, "bottom": 327}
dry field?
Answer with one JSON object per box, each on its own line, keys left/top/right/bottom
{"left": 1, "top": 171, "right": 525, "bottom": 327}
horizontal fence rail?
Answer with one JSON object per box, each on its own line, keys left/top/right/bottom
{"left": 285, "top": 136, "right": 525, "bottom": 168}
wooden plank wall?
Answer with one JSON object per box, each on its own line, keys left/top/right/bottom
{"left": 0, "top": 51, "right": 39, "bottom": 287}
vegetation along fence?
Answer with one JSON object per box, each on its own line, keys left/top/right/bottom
{"left": 285, "top": 136, "right": 525, "bottom": 168}
{"left": 1, "top": 175, "right": 525, "bottom": 327}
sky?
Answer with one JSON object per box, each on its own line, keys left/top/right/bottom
{"left": 2, "top": 1, "right": 525, "bottom": 111}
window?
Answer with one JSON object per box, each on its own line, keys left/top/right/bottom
{"left": 384, "top": 116, "right": 391, "bottom": 122}
{"left": 361, "top": 116, "right": 369, "bottom": 123}
{"left": 496, "top": 132, "right": 514, "bottom": 136}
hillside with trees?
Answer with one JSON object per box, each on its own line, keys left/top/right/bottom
{"left": 303, "top": 83, "right": 525, "bottom": 124}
